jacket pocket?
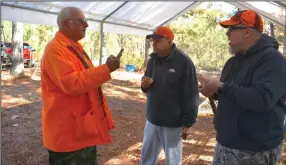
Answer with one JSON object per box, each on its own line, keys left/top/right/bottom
{"left": 73, "top": 110, "right": 99, "bottom": 141}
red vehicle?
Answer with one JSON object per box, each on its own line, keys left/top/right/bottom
{"left": 1, "top": 42, "right": 12, "bottom": 69}
{"left": 4, "top": 42, "right": 36, "bottom": 68}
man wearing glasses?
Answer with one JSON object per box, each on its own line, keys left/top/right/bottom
{"left": 140, "top": 26, "right": 199, "bottom": 165}
{"left": 198, "top": 10, "right": 286, "bottom": 165}
{"left": 41, "top": 7, "right": 121, "bottom": 165}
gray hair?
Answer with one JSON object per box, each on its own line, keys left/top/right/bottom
{"left": 57, "top": 7, "right": 80, "bottom": 28}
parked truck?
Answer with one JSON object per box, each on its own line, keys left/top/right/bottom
{"left": 1, "top": 42, "right": 36, "bottom": 68}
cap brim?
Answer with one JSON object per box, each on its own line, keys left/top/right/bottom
{"left": 219, "top": 20, "right": 239, "bottom": 28}
{"left": 146, "top": 34, "right": 163, "bottom": 39}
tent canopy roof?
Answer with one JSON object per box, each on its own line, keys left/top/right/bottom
{"left": 1, "top": 1, "right": 285, "bottom": 36}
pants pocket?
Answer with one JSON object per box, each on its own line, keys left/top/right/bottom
{"left": 74, "top": 110, "right": 99, "bottom": 141}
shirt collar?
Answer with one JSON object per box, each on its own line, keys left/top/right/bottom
{"left": 55, "top": 31, "right": 83, "bottom": 51}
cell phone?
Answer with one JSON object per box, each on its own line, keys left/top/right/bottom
{"left": 116, "top": 48, "right": 124, "bottom": 59}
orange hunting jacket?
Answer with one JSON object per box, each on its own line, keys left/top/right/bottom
{"left": 41, "top": 31, "right": 114, "bottom": 152}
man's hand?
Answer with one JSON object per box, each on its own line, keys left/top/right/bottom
{"left": 197, "top": 73, "right": 223, "bottom": 98}
{"left": 182, "top": 127, "right": 192, "bottom": 140}
{"left": 141, "top": 76, "right": 153, "bottom": 89}
{"left": 106, "top": 55, "right": 120, "bottom": 73}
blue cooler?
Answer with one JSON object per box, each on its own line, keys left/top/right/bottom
{"left": 125, "top": 64, "right": 136, "bottom": 72}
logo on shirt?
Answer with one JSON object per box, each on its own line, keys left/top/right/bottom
{"left": 169, "top": 68, "right": 176, "bottom": 73}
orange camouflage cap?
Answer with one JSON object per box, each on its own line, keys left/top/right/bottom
{"left": 146, "top": 26, "right": 175, "bottom": 41}
{"left": 219, "top": 10, "right": 263, "bottom": 32}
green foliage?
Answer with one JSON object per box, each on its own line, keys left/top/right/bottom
{"left": 263, "top": 20, "right": 285, "bottom": 48}
{"left": 110, "top": 34, "right": 145, "bottom": 69}
{"left": 81, "top": 31, "right": 100, "bottom": 60}
{"left": 1, "top": 2, "right": 285, "bottom": 71}
{"left": 170, "top": 7, "right": 231, "bottom": 71}
{"left": 81, "top": 32, "right": 145, "bottom": 69}
{"left": 1, "top": 21, "right": 12, "bottom": 42}
{"left": 2, "top": 22, "right": 57, "bottom": 61}
{"left": 2, "top": 20, "right": 146, "bottom": 69}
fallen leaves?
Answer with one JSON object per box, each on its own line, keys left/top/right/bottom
{"left": 2, "top": 69, "right": 286, "bottom": 165}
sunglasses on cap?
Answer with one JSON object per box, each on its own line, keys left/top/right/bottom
{"left": 67, "top": 18, "right": 88, "bottom": 24}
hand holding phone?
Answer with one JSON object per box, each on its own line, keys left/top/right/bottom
{"left": 116, "top": 48, "right": 124, "bottom": 59}
{"left": 106, "top": 48, "right": 124, "bottom": 73}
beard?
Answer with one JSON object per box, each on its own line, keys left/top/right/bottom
{"left": 228, "top": 44, "right": 243, "bottom": 56}
{"left": 153, "top": 47, "right": 165, "bottom": 55}
{"left": 228, "top": 47, "right": 235, "bottom": 56}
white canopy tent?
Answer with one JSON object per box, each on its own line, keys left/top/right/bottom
{"left": 1, "top": 1, "right": 286, "bottom": 162}
{"left": 1, "top": 1, "right": 286, "bottom": 64}
{"left": 1, "top": 0, "right": 286, "bottom": 63}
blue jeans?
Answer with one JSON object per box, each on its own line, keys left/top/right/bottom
{"left": 141, "top": 120, "right": 182, "bottom": 165}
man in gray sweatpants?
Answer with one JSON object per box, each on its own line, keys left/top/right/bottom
{"left": 140, "top": 26, "right": 199, "bottom": 165}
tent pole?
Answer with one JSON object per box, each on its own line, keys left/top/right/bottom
{"left": 99, "top": 1, "right": 129, "bottom": 65}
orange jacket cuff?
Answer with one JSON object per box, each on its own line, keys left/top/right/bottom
{"left": 95, "top": 64, "right": 111, "bottom": 81}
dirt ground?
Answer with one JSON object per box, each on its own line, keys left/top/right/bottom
{"left": 1, "top": 68, "right": 286, "bottom": 165}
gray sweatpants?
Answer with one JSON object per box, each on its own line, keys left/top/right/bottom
{"left": 141, "top": 120, "right": 182, "bottom": 165}
{"left": 212, "top": 142, "right": 282, "bottom": 165}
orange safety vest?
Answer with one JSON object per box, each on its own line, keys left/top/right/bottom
{"left": 41, "top": 31, "right": 115, "bottom": 152}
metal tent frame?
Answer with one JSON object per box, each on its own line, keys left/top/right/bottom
{"left": 0, "top": 1, "right": 286, "bottom": 164}
{"left": 94, "top": 1, "right": 202, "bottom": 64}
{"left": 1, "top": 1, "right": 285, "bottom": 64}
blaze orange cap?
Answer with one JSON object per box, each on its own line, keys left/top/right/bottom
{"left": 146, "top": 26, "right": 175, "bottom": 41}
{"left": 219, "top": 10, "right": 263, "bottom": 32}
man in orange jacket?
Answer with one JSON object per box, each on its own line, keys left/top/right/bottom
{"left": 41, "top": 7, "right": 121, "bottom": 165}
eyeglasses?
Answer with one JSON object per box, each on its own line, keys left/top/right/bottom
{"left": 151, "top": 37, "right": 169, "bottom": 42}
{"left": 67, "top": 18, "right": 88, "bottom": 24}
{"left": 227, "top": 26, "right": 250, "bottom": 33}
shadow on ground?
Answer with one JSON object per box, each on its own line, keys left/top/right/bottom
{"left": 2, "top": 71, "right": 286, "bottom": 165}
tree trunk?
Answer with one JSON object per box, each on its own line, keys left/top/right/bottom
{"left": 11, "top": 21, "right": 24, "bottom": 77}
{"left": 270, "top": 23, "right": 275, "bottom": 37}
{"left": 144, "top": 38, "right": 151, "bottom": 68}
